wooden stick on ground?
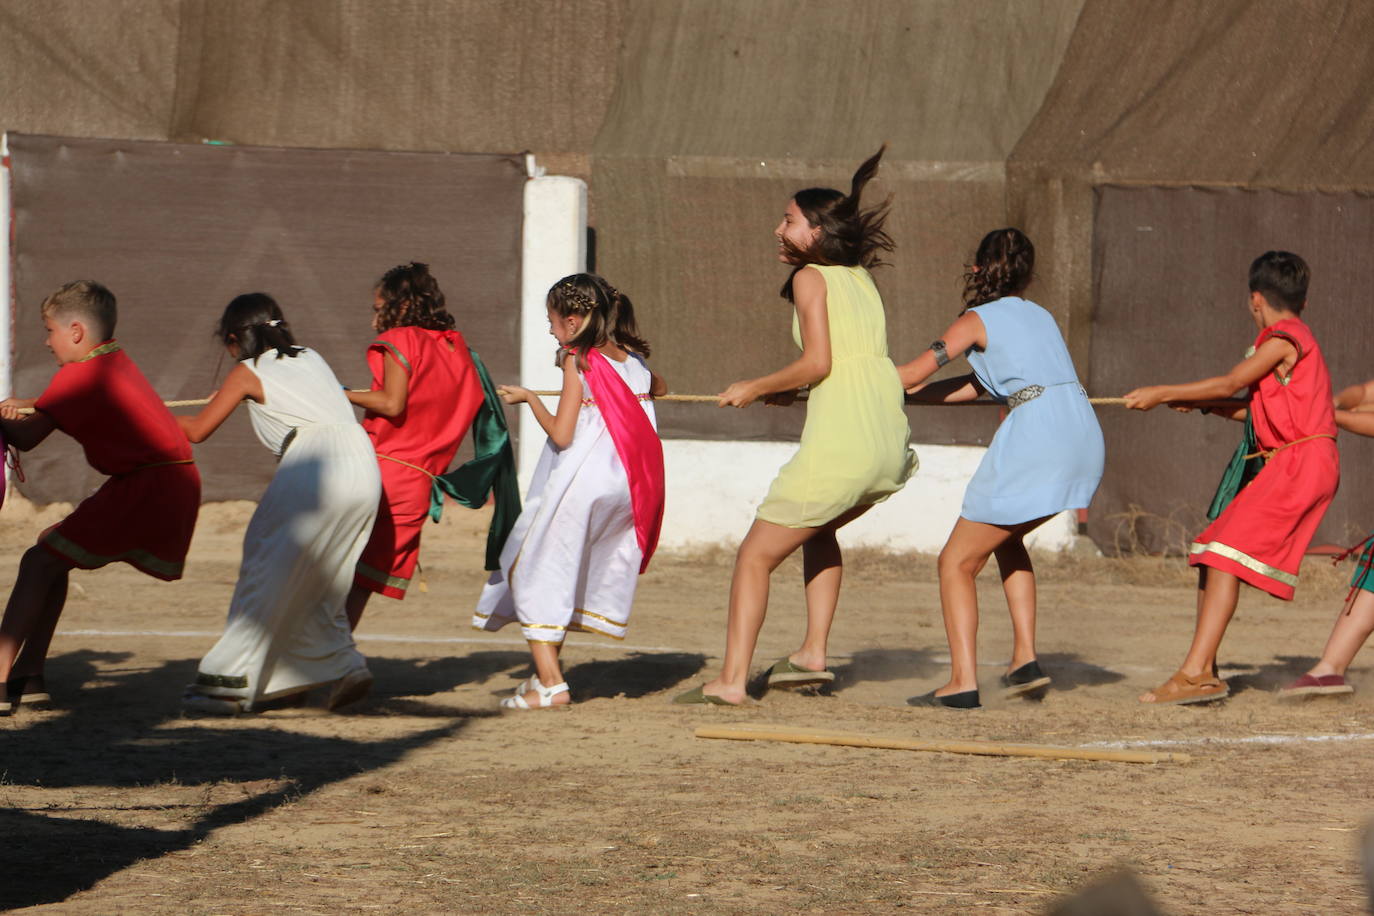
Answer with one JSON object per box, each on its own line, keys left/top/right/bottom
{"left": 694, "top": 723, "right": 1191, "bottom": 765}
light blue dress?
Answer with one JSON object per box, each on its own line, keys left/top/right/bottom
{"left": 960, "top": 297, "right": 1104, "bottom": 525}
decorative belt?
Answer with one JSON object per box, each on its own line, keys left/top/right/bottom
{"left": 1006, "top": 382, "right": 1084, "bottom": 410}
{"left": 1243, "top": 433, "right": 1336, "bottom": 461}
{"left": 581, "top": 393, "right": 652, "bottom": 408}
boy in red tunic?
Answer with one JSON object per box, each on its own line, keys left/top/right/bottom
{"left": 344, "top": 263, "right": 484, "bottom": 628}
{"left": 1125, "top": 251, "right": 1338, "bottom": 704}
{"left": 0, "top": 281, "right": 201, "bottom": 714}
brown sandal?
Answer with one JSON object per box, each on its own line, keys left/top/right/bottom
{"left": 1141, "top": 670, "right": 1229, "bottom": 706}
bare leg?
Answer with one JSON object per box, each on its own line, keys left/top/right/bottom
{"left": 1307, "top": 590, "right": 1374, "bottom": 678}
{"left": 0, "top": 546, "right": 72, "bottom": 703}
{"left": 345, "top": 584, "right": 372, "bottom": 631}
{"left": 1139, "top": 565, "right": 1240, "bottom": 702}
{"left": 11, "top": 567, "right": 70, "bottom": 687}
{"left": 994, "top": 535, "right": 1039, "bottom": 673}
{"left": 515, "top": 641, "right": 570, "bottom": 707}
{"left": 699, "top": 520, "right": 817, "bottom": 703}
{"left": 792, "top": 505, "right": 872, "bottom": 672}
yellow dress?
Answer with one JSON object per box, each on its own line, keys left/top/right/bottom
{"left": 756, "top": 264, "right": 917, "bottom": 527}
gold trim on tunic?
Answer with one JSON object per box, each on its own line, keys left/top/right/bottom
{"left": 1190, "top": 540, "right": 1299, "bottom": 586}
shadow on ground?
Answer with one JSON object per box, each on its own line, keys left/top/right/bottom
{"left": 0, "top": 648, "right": 474, "bottom": 911}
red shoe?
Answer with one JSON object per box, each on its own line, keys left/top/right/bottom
{"left": 1278, "top": 673, "right": 1354, "bottom": 699}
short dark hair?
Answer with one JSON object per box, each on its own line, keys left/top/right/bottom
{"left": 1248, "top": 250, "right": 1309, "bottom": 313}
{"left": 42, "top": 280, "right": 117, "bottom": 340}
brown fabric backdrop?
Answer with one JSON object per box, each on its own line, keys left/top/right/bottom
{"left": 9, "top": 134, "right": 524, "bottom": 503}
{"left": 590, "top": 0, "right": 1085, "bottom": 444}
{"left": 1089, "top": 185, "right": 1374, "bottom": 554}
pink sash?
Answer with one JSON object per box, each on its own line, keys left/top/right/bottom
{"left": 582, "top": 348, "right": 665, "bottom": 573}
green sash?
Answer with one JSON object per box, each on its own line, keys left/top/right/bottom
{"left": 1205, "top": 414, "right": 1263, "bottom": 521}
{"left": 429, "top": 348, "right": 521, "bottom": 571}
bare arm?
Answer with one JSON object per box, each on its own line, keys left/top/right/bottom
{"left": 1123, "top": 336, "right": 1294, "bottom": 410}
{"left": 177, "top": 363, "right": 263, "bottom": 443}
{"left": 894, "top": 311, "right": 988, "bottom": 394}
{"left": 905, "top": 375, "right": 985, "bottom": 404}
{"left": 0, "top": 409, "right": 56, "bottom": 451}
{"left": 1334, "top": 379, "right": 1374, "bottom": 410}
{"left": 718, "top": 266, "right": 831, "bottom": 408}
{"left": 648, "top": 369, "right": 668, "bottom": 398}
{"left": 346, "top": 352, "right": 408, "bottom": 417}
{"left": 498, "top": 354, "right": 582, "bottom": 449}
{"left": 1336, "top": 409, "right": 1374, "bottom": 437}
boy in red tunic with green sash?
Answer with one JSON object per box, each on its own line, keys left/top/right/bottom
{"left": 0, "top": 281, "right": 201, "bottom": 714}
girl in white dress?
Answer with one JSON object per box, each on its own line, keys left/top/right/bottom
{"left": 474, "top": 274, "right": 666, "bottom": 709}
{"left": 178, "top": 294, "right": 381, "bottom": 713}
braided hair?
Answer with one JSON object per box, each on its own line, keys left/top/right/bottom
{"left": 961, "top": 228, "right": 1034, "bottom": 311}
{"left": 546, "top": 273, "right": 651, "bottom": 371}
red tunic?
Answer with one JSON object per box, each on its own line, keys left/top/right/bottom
{"left": 355, "top": 327, "right": 484, "bottom": 598}
{"left": 1189, "top": 318, "right": 1339, "bottom": 599}
{"left": 34, "top": 341, "right": 201, "bottom": 580}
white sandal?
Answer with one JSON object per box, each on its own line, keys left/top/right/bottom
{"left": 500, "top": 679, "right": 570, "bottom": 710}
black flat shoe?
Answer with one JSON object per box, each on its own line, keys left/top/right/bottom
{"left": 906, "top": 689, "right": 981, "bottom": 709}
{"left": 1001, "top": 660, "right": 1051, "bottom": 698}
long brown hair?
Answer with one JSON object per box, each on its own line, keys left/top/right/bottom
{"left": 780, "top": 145, "right": 894, "bottom": 301}
{"left": 547, "top": 273, "right": 651, "bottom": 371}
{"left": 374, "top": 262, "right": 456, "bottom": 332}
{"left": 962, "top": 228, "right": 1034, "bottom": 311}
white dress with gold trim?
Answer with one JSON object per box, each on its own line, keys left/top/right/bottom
{"left": 472, "top": 354, "right": 656, "bottom": 643}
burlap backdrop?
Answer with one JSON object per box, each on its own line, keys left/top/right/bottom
{"left": 1089, "top": 186, "right": 1374, "bottom": 554}
{"left": 4, "top": 0, "right": 1373, "bottom": 554}
{"left": 591, "top": 0, "right": 1085, "bottom": 444}
{"left": 9, "top": 134, "right": 525, "bottom": 503}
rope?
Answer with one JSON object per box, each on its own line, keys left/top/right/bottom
{"left": 6, "top": 393, "right": 1247, "bottom": 413}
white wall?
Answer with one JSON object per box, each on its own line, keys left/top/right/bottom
{"left": 516, "top": 160, "right": 1080, "bottom": 555}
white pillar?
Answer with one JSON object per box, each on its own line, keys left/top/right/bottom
{"left": 518, "top": 170, "right": 586, "bottom": 491}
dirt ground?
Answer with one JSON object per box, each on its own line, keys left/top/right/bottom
{"left": 3, "top": 495, "right": 1374, "bottom": 915}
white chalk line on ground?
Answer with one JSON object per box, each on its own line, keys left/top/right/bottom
{"left": 57, "top": 629, "right": 1160, "bottom": 671}
{"left": 51, "top": 629, "right": 1374, "bottom": 752}
{"left": 1084, "top": 733, "right": 1374, "bottom": 749}
{"left": 57, "top": 628, "right": 691, "bottom": 654}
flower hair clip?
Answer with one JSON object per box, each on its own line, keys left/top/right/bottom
{"left": 264, "top": 318, "right": 283, "bottom": 328}
{"left": 556, "top": 281, "right": 597, "bottom": 313}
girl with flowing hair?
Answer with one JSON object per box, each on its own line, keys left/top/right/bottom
{"left": 675, "top": 147, "right": 916, "bottom": 706}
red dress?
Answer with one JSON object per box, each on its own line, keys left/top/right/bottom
{"left": 34, "top": 341, "right": 201, "bottom": 580}
{"left": 1189, "top": 318, "right": 1339, "bottom": 599}
{"left": 355, "top": 327, "right": 484, "bottom": 598}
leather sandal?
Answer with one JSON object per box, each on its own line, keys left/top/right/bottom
{"left": 501, "top": 679, "right": 570, "bottom": 710}
{"left": 1141, "top": 670, "right": 1229, "bottom": 705}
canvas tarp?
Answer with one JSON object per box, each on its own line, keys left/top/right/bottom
{"left": 9, "top": 134, "right": 525, "bottom": 504}
{"left": 590, "top": 0, "right": 1085, "bottom": 444}
{"left": 1089, "top": 185, "right": 1374, "bottom": 553}
{"left": 1009, "top": 0, "right": 1374, "bottom": 553}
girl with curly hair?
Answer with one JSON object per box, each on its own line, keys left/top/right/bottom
{"left": 345, "top": 262, "right": 486, "bottom": 628}
{"left": 896, "top": 228, "right": 1104, "bottom": 709}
